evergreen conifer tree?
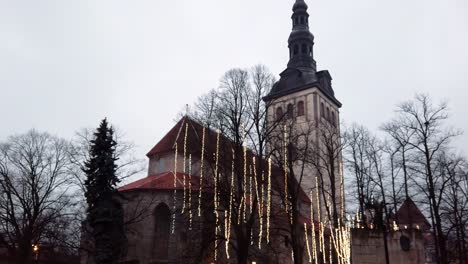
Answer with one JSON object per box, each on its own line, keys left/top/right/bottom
{"left": 84, "top": 118, "right": 125, "bottom": 264}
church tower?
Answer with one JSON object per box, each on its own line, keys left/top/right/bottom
{"left": 264, "top": 0, "right": 343, "bottom": 207}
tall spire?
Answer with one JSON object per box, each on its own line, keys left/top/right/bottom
{"left": 287, "top": 0, "right": 316, "bottom": 70}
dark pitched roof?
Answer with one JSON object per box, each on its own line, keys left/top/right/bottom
{"left": 395, "top": 198, "right": 431, "bottom": 228}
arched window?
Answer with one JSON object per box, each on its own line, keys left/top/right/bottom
{"left": 293, "top": 45, "right": 299, "bottom": 55}
{"left": 276, "top": 107, "right": 283, "bottom": 121}
{"left": 297, "top": 101, "right": 305, "bottom": 116}
{"left": 320, "top": 103, "right": 325, "bottom": 118}
{"left": 332, "top": 111, "right": 337, "bottom": 127}
{"left": 294, "top": 17, "right": 299, "bottom": 26}
{"left": 152, "top": 203, "right": 171, "bottom": 259}
{"left": 326, "top": 107, "right": 330, "bottom": 120}
{"left": 300, "top": 16, "right": 304, "bottom": 24}
{"left": 309, "top": 46, "right": 313, "bottom": 57}
{"left": 287, "top": 104, "right": 294, "bottom": 119}
{"left": 301, "top": 44, "right": 307, "bottom": 54}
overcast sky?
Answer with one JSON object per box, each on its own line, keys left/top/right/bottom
{"left": 1, "top": 0, "right": 468, "bottom": 172}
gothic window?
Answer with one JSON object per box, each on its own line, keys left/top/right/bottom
{"left": 321, "top": 103, "right": 325, "bottom": 118}
{"left": 276, "top": 107, "right": 283, "bottom": 121}
{"left": 301, "top": 44, "right": 307, "bottom": 54}
{"left": 286, "top": 104, "right": 294, "bottom": 119}
{"left": 332, "top": 111, "right": 337, "bottom": 126}
{"left": 293, "top": 45, "right": 299, "bottom": 55}
{"left": 152, "top": 203, "right": 171, "bottom": 260}
{"left": 326, "top": 107, "right": 330, "bottom": 120}
{"left": 297, "top": 101, "right": 304, "bottom": 116}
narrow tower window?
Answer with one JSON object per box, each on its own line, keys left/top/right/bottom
{"left": 293, "top": 45, "right": 299, "bottom": 55}
{"left": 332, "top": 111, "right": 337, "bottom": 127}
{"left": 287, "top": 104, "right": 294, "bottom": 119}
{"left": 301, "top": 44, "right": 307, "bottom": 54}
{"left": 321, "top": 103, "right": 325, "bottom": 118}
{"left": 300, "top": 16, "right": 304, "bottom": 24}
{"left": 297, "top": 101, "right": 305, "bottom": 116}
{"left": 276, "top": 107, "right": 283, "bottom": 121}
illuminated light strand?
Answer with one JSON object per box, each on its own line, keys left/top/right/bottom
{"left": 315, "top": 175, "right": 322, "bottom": 254}
{"left": 224, "top": 210, "right": 230, "bottom": 259}
{"left": 252, "top": 157, "right": 263, "bottom": 249}
{"left": 283, "top": 127, "right": 289, "bottom": 217}
{"left": 266, "top": 158, "right": 272, "bottom": 243}
{"left": 182, "top": 123, "right": 188, "bottom": 214}
{"left": 198, "top": 127, "right": 206, "bottom": 217}
{"left": 304, "top": 223, "right": 312, "bottom": 263}
{"left": 172, "top": 143, "right": 178, "bottom": 234}
{"left": 238, "top": 197, "right": 244, "bottom": 225}
{"left": 259, "top": 170, "right": 265, "bottom": 249}
{"left": 243, "top": 136, "right": 247, "bottom": 224}
{"left": 188, "top": 154, "right": 193, "bottom": 230}
{"left": 214, "top": 132, "right": 220, "bottom": 262}
{"left": 249, "top": 165, "right": 253, "bottom": 216}
{"left": 329, "top": 232, "right": 333, "bottom": 264}
{"left": 226, "top": 148, "right": 235, "bottom": 258}
{"left": 310, "top": 191, "right": 318, "bottom": 264}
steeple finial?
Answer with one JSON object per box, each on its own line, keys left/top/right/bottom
{"left": 287, "top": 0, "right": 316, "bottom": 70}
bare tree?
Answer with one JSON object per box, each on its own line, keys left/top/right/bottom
{"left": 0, "top": 130, "right": 75, "bottom": 264}
{"left": 188, "top": 65, "right": 277, "bottom": 264}
{"left": 438, "top": 153, "right": 468, "bottom": 263}
{"left": 388, "top": 94, "right": 461, "bottom": 264}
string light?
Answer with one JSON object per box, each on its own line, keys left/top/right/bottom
{"left": 188, "top": 154, "right": 193, "bottom": 230}
{"left": 214, "top": 132, "right": 220, "bottom": 262}
{"left": 284, "top": 127, "right": 289, "bottom": 216}
{"left": 310, "top": 191, "right": 318, "bottom": 264}
{"left": 243, "top": 132, "right": 248, "bottom": 224}
{"left": 182, "top": 123, "right": 188, "bottom": 214}
{"left": 172, "top": 142, "right": 178, "bottom": 234}
{"left": 253, "top": 157, "right": 263, "bottom": 249}
{"left": 304, "top": 223, "right": 312, "bottom": 263}
{"left": 226, "top": 148, "right": 235, "bottom": 257}
{"left": 266, "top": 157, "right": 272, "bottom": 243}
{"left": 198, "top": 127, "right": 206, "bottom": 217}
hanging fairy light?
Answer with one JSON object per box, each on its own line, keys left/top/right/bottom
{"left": 266, "top": 157, "right": 272, "bottom": 243}
{"left": 226, "top": 148, "right": 235, "bottom": 257}
{"left": 172, "top": 142, "right": 179, "bottom": 234}
{"left": 310, "top": 191, "right": 318, "bottom": 264}
{"left": 243, "top": 131, "right": 248, "bottom": 224}
{"left": 213, "top": 131, "right": 220, "bottom": 262}
{"left": 198, "top": 127, "right": 206, "bottom": 217}
{"left": 304, "top": 223, "right": 312, "bottom": 263}
{"left": 188, "top": 154, "right": 193, "bottom": 230}
{"left": 182, "top": 123, "right": 188, "bottom": 214}
{"left": 224, "top": 209, "right": 230, "bottom": 259}
{"left": 253, "top": 157, "right": 263, "bottom": 249}
{"left": 283, "top": 127, "right": 289, "bottom": 216}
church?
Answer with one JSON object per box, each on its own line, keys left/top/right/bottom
{"left": 80, "top": 1, "right": 344, "bottom": 264}
{"left": 80, "top": 1, "right": 430, "bottom": 264}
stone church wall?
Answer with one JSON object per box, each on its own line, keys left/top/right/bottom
{"left": 351, "top": 229, "right": 427, "bottom": 264}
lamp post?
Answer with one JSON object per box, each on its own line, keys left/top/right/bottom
{"left": 32, "top": 244, "right": 39, "bottom": 263}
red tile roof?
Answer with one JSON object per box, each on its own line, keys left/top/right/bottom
{"left": 118, "top": 172, "right": 200, "bottom": 192}
{"left": 141, "top": 116, "right": 310, "bottom": 203}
